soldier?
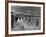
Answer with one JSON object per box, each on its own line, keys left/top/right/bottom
{"left": 36, "top": 18, "right": 39, "bottom": 26}
{"left": 11, "top": 12, "right": 14, "bottom": 28}
{"left": 15, "top": 16, "right": 18, "bottom": 22}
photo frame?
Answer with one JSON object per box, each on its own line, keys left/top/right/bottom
{"left": 5, "top": 0, "right": 45, "bottom": 37}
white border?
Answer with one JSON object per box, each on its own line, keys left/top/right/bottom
{"left": 8, "top": 3, "right": 43, "bottom": 34}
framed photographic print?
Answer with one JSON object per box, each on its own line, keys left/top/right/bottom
{"left": 5, "top": 1, "right": 45, "bottom": 37}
